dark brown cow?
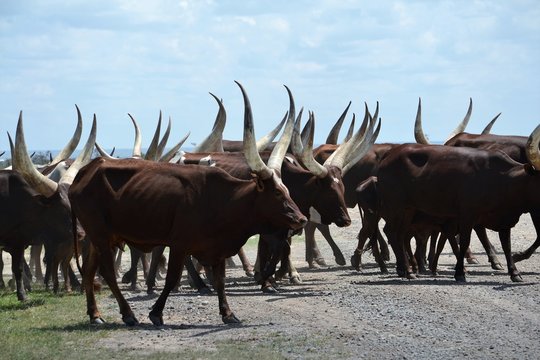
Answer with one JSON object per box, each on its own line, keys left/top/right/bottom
{"left": 376, "top": 124, "right": 540, "bottom": 282}
{"left": 0, "top": 111, "right": 95, "bottom": 300}
{"left": 69, "top": 82, "right": 307, "bottom": 326}
{"left": 415, "top": 99, "right": 537, "bottom": 266}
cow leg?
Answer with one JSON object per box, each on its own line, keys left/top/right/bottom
{"left": 122, "top": 246, "right": 142, "bottom": 291}
{"left": 473, "top": 226, "right": 503, "bottom": 270}
{"left": 11, "top": 247, "right": 27, "bottom": 301}
{"left": 30, "top": 245, "right": 44, "bottom": 282}
{"left": 352, "top": 212, "right": 379, "bottom": 271}
{"left": 22, "top": 257, "right": 32, "bottom": 292}
{"left": 212, "top": 259, "right": 240, "bottom": 324}
{"left": 405, "top": 235, "right": 418, "bottom": 274}
{"left": 414, "top": 233, "right": 429, "bottom": 274}
{"left": 304, "top": 221, "right": 319, "bottom": 268}
{"left": 114, "top": 247, "right": 122, "bottom": 279}
{"left": 513, "top": 213, "right": 540, "bottom": 262}
{"left": 253, "top": 238, "right": 279, "bottom": 293}
{"left": 99, "top": 244, "right": 138, "bottom": 326}
{"left": 378, "top": 229, "right": 391, "bottom": 261}
{"left": 185, "top": 256, "right": 211, "bottom": 294}
{"left": 225, "top": 257, "right": 237, "bottom": 268}
{"left": 455, "top": 227, "right": 473, "bottom": 282}
{"left": 315, "top": 223, "right": 345, "bottom": 266}
{"left": 371, "top": 235, "right": 388, "bottom": 273}
{"left": 430, "top": 233, "right": 446, "bottom": 275}
{"left": 149, "top": 250, "right": 185, "bottom": 326}
{"left": 146, "top": 246, "right": 166, "bottom": 294}
{"left": 82, "top": 243, "right": 104, "bottom": 324}
{"left": 427, "top": 231, "right": 438, "bottom": 266}
{"left": 140, "top": 252, "right": 149, "bottom": 280}
{"left": 61, "top": 257, "right": 72, "bottom": 293}
{"left": 237, "top": 247, "right": 254, "bottom": 277}
{"left": 498, "top": 229, "right": 522, "bottom": 282}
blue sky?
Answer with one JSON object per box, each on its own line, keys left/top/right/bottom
{"left": 1, "top": 0, "right": 539, "bottom": 151}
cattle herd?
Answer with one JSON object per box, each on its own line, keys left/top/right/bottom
{"left": 1, "top": 81, "right": 539, "bottom": 328}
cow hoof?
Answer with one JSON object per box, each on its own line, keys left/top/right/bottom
{"left": 121, "top": 273, "right": 132, "bottom": 284}
{"left": 334, "top": 253, "right": 346, "bottom": 266}
{"left": 147, "top": 287, "right": 156, "bottom": 295}
{"left": 315, "top": 257, "right": 327, "bottom": 267}
{"left": 198, "top": 286, "right": 213, "bottom": 295}
{"left": 308, "top": 262, "right": 320, "bottom": 270}
{"left": 90, "top": 317, "right": 106, "bottom": 325}
{"left": 122, "top": 315, "right": 139, "bottom": 326}
{"left": 380, "top": 266, "right": 389, "bottom": 274}
{"left": 0, "top": 281, "right": 5, "bottom": 290}
{"left": 8, "top": 279, "right": 15, "bottom": 290}
{"left": 466, "top": 257, "right": 479, "bottom": 265}
{"left": 262, "top": 285, "right": 278, "bottom": 294}
{"left": 17, "top": 293, "right": 27, "bottom": 302}
{"left": 511, "top": 274, "right": 523, "bottom": 283}
{"left": 149, "top": 313, "right": 164, "bottom": 326}
{"left": 350, "top": 255, "right": 361, "bottom": 271}
{"left": 289, "top": 275, "right": 302, "bottom": 285}
{"left": 222, "top": 314, "right": 241, "bottom": 324}
{"left": 406, "top": 273, "right": 417, "bottom": 280}
{"left": 454, "top": 274, "right": 467, "bottom": 283}
{"left": 245, "top": 270, "right": 255, "bottom": 278}
{"left": 129, "top": 283, "right": 142, "bottom": 292}
{"left": 491, "top": 262, "right": 504, "bottom": 271}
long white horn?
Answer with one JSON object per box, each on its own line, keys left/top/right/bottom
{"left": 525, "top": 123, "right": 540, "bottom": 170}
{"left": 299, "top": 112, "right": 328, "bottom": 178}
{"left": 414, "top": 98, "right": 430, "bottom": 144}
{"left": 480, "top": 113, "right": 501, "bottom": 135}
{"left": 342, "top": 119, "right": 381, "bottom": 174}
{"left": 447, "top": 97, "right": 472, "bottom": 141}
{"left": 59, "top": 115, "right": 97, "bottom": 186}
{"left": 267, "top": 85, "right": 296, "bottom": 171}
{"left": 144, "top": 111, "right": 162, "bottom": 161}
{"left": 161, "top": 132, "right": 190, "bottom": 162}
{"left": 13, "top": 111, "right": 58, "bottom": 197}
{"left": 156, "top": 116, "right": 172, "bottom": 159}
{"left": 95, "top": 143, "right": 117, "bottom": 160}
{"left": 194, "top": 93, "right": 226, "bottom": 152}
{"left": 128, "top": 113, "right": 143, "bottom": 158}
{"left": 50, "top": 104, "right": 83, "bottom": 164}
{"left": 290, "top": 107, "right": 305, "bottom": 157}
{"left": 257, "top": 111, "right": 287, "bottom": 152}
{"left": 236, "top": 81, "right": 272, "bottom": 179}
{"left": 343, "top": 114, "right": 356, "bottom": 143}
{"left": 325, "top": 101, "right": 352, "bottom": 145}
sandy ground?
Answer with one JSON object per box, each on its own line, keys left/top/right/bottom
{"left": 83, "top": 208, "right": 540, "bottom": 359}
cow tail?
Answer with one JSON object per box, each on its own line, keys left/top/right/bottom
{"left": 71, "top": 208, "right": 84, "bottom": 278}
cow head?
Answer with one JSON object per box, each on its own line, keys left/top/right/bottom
{"left": 236, "top": 81, "right": 307, "bottom": 231}
{"left": 12, "top": 110, "right": 96, "bottom": 264}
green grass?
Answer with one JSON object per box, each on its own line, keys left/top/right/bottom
{"left": 0, "top": 287, "right": 122, "bottom": 360}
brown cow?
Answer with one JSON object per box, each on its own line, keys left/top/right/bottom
{"left": 376, "top": 123, "right": 540, "bottom": 282}
{"left": 69, "top": 82, "right": 307, "bottom": 326}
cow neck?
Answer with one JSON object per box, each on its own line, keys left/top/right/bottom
{"left": 280, "top": 162, "right": 316, "bottom": 215}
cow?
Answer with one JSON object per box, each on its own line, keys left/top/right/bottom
{"left": 414, "top": 98, "right": 535, "bottom": 269}
{"left": 69, "top": 82, "right": 308, "bottom": 326}
{"left": 0, "top": 111, "right": 95, "bottom": 300}
{"left": 375, "top": 123, "right": 540, "bottom": 282}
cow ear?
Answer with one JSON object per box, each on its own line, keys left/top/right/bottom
{"left": 252, "top": 173, "right": 265, "bottom": 191}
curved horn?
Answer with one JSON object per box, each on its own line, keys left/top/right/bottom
{"left": 324, "top": 103, "right": 371, "bottom": 170}
{"left": 325, "top": 101, "right": 352, "bottom": 145}
{"left": 128, "top": 113, "right": 143, "bottom": 158}
{"left": 290, "top": 107, "right": 305, "bottom": 157}
{"left": 194, "top": 93, "right": 226, "bottom": 152}
{"left": 342, "top": 118, "right": 381, "bottom": 174}
{"left": 13, "top": 111, "right": 58, "bottom": 197}
{"left": 414, "top": 97, "right": 430, "bottom": 144}
{"left": 526, "top": 124, "right": 540, "bottom": 170}
{"left": 160, "top": 131, "right": 190, "bottom": 162}
{"left": 144, "top": 111, "right": 162, "bottom": 161}
{"left": 156, "top": 116, "right": 172, "bottom": 159}
{"left": 95, "top": 143, "right": 117, "bottom": 160}
{"left": 480, "top": 112, "right": 501, "bottom": 135}
{"left": 257, "top": 111, "right": 287, "bottom": 152}
{"left": 343, "top": 113, "right": 356, "bottom": 143}
{"left": 50, "top": 105, "right": 83, "bottom": 164}
{"left": 267, "top": 85, "right": 296, "bottom": 171}
{"left": 236, "top": 81, "right": 272, "bottom": 179}
{"left": 59, "top": 115, "right": 97, "bottom": 186}
{"left": 300, "top": 112, "right": 328, "bottom": 178}
{"left": 447, "top": 97, "right": 472, "bottom": 141}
